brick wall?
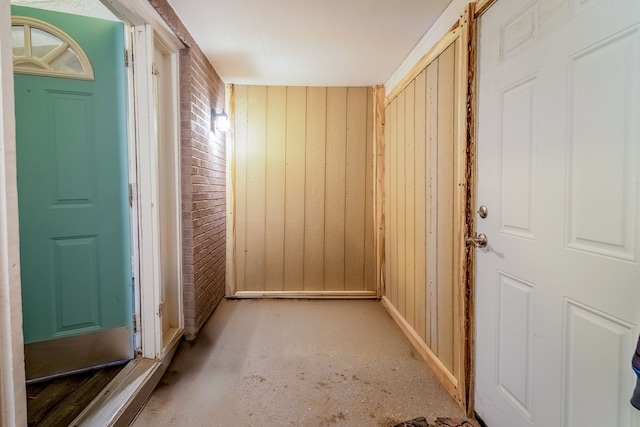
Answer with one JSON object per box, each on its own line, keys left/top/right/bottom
{"left": 148, "top": 0, "right": 226, "bottom": 340}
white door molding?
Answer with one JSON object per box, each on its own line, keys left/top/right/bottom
{"left": 115, "top": 0, "right": 183, "bottom": 360}
{"left": 128, "top": 19, "right": 183, "bottom": 359}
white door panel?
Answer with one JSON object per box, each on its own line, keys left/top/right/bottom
{"left": 476, "top": 1, "right": 640, "bottom": 426}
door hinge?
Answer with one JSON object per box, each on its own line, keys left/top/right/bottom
{"left": 124, "top": 49, "right": 133, "bottom": 68}
{"left": 132, "top": 313, "right": 138, "bottom": 333}
{"left": 158, "top": 301, "right": 164, "bottom": 317}
{"left": 128, "top": 183, "right": 134, "bottom": 207}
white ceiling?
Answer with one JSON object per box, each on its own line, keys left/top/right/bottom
{"left": 167, "top": 0, "right": 453, "bottom": 87}
{"left": 10, "top": 0, "right": 454, "bottom": 87}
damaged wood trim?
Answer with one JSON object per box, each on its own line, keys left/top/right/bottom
{"left": 457, "top": 2, "right": 478, "bottom": 418}
{"left": 475, "top": 0, "right": 498, "bottom": 17}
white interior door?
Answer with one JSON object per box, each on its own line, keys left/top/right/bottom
{"left": 475, "top": 1, "right": 640, "bottom": 426}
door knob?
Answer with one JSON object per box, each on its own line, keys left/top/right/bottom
{"left": 466, "top": 233, "right": 488, "bottom": 248}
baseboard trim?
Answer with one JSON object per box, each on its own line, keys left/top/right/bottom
{"left": 231, "top": 291, "right": 378, "bottom": 299}
{"left": 381, "top": 296, "right": 461, "bottom": 407}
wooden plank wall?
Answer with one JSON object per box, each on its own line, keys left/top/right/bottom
{"left": 232, "top": 86, "right": 376, "bottom": 296}
{"left": 384, "top": 38, "right": 465, "bottom": 401}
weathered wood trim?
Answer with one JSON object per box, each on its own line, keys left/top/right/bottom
{"left": 382, "top": 296, "right": 460, "bottom": 404}
{"left": 386, "top": 29, "right": 459, "bottom": 106}
{"left": 225, "top": 83, "right": 236, "bottom": 297}
{"left": 475, "top": 0, "right": 498, "bottom": 17}
{"left": 455, "top": 3, "right": 477, "bottom": 417}
{"left": 462, "top": 2, "right": 478, "bottom": 417}
{"left": 373, "top": 85, "right": 386, "bottom": 299}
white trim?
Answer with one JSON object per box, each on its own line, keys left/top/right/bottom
{"left": 384, "top": 0, "right": 470, "bottom": 94}
{"left": 132, "top": 23, "right": 162, "bottom": 360}
{"left": 102, "top": 0, "right": 182, "bottom": 49}
{"left": 114, "top": 1, "right": 184, "bottom": 361}
{"left": 0, "top": 0, "right": 27, "bottom": 424}
{"left": 153, "top": 30, "right": 184, "bottom": 356}
{"left": 130, "top": 21, "right": 183, "bottom": 360}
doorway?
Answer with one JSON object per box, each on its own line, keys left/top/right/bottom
{"left": 12, "top": 5, "right": 132, "bottom": 382}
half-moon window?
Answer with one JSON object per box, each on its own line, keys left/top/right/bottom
{"left": 11, "top": 16, "right": 94, "bottom": 80}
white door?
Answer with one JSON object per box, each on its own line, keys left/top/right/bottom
{"left": 475, "top": 1, "right": 640, "bottom": 426}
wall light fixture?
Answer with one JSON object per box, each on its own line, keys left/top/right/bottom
{"left": 212, "top": 109, "right": 230, "bottom": 132}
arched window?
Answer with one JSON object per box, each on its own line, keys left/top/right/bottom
{"left": 11, "top": 16, "right": 94, "bottom": 80}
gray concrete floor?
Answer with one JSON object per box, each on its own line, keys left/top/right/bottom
{"left": 132, "top": 299, "right": 463, "bottom": 426}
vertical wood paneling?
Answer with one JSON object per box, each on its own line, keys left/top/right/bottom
{"left": 382, "top": 12, "right": 473, "bottom": 412}
{"left": 397, "top": 91, "right": 407, "bottom": 316}
{"left": 426, "top": 60, "right": 439, "bottom": 348}
{"left": 284, "top": 87, "right": 307, "bottom": 291}
{"left": 365, "top": 89, "right": 376, "bottom": 292}
{"left": 303, "top": 88, "right": 327, "bottom": 291}
{"left": 233, "top": 85, "right": 374, "bottom": 295}
{"left": 325, "top": 88, "right": 348, "bottom": 291}
{"left": 388, "top": 100, "right": 398, "bottom": 307}
{"left": 405, "top": 82, "right": 416, "bottom": 327}
{"left": 345, "top": 88, "right": 368, "bottom": 291}
{"left": 244, "top": 86, "right": 268, "bottom": 291}
{"left": 414, "top": 71, "right": 427, "bottom": 343}
{"left": 436, "top": 44, "right": 457, "bottom": 373}
{"left": 235, "top": 86, "right": 248, "bottom": 291}
{"left": 265, "top": 86, "right": 287, "bottom": 291}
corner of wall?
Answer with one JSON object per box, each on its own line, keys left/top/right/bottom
{"left": 385, "top": 0, "right": 469, "bottom": 95}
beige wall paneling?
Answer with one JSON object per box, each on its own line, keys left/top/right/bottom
{"left": 234, "top": 85, "right": 248, "bottom": 292}
{"left": 265, "top": 86, "right": 287, "bottom": 291}
{"left": 404, "top": 82, "right": 417, "bottom": 328}
{"left": 365, "top": 88, "right": 376, "bottom": 293}
{"left": 397, "top": 91, "right": 407, "bottom": 317}
{"left": 325, "top": 87, "right": 348, "bottom": 291}
{"left": 303, "top": 87, "right": 327, "bottom": 291}
{"left": 387, "top": 99, "right": 398, "bottom": 307}
{"left": 381, "top": 4, "right": 474, "bottom": 412}
{"left": 284, "top": 87, "right": 307, "bottom": 291}
{"left": 226, "top": 84, "right": 236, "bottom": 296}
{"left": 232, "top": 85, "right": 375, "bottom": 296}
{"left": 345, "top": 88, "right": 368, "bottom": 291}
{"left": 244, "top": 86, "right": 268, "bottom": 291}
{"left": 426, "top": 58, "right": 439, "bottom": 352}
{"left": 436, "top": 43, "right": 457, "bottom": 375}
{"left": 414, "top": 71, "right": 428, "bottom": 344}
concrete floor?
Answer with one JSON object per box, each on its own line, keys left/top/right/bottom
{"left": 132, "top": 299, "right": 463, "bottom": 426}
